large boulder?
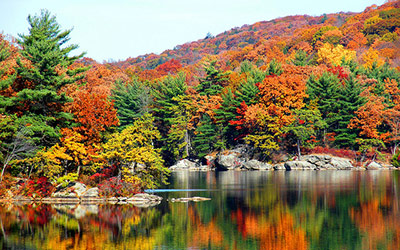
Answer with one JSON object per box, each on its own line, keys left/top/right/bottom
{"left": 82, "top": 187, "right": 100, "bottom": 198}
{"left": 242, "top": 160, "right": 273, "bottom": 170}
{"left": 329, "top": 156, "right": 353, "bottom": 170}
{"left": 170, "top": 159, "right": 199, "bottom": 170}
{"left": 216, "top": 153, "right": 244, "bottom": 170}
{"left": 52, "top": 182, "right": 87, "bottom": 198}
{"left": 273, "top": 163, "right": 286, "bottom": 170}
{"left": 284, "top": 161, "right": 315, "bottom": 170}
{"left": 300, "top": 154, "right": 353, "bottom": 170}
{"left": 366, "top": 161, "right": 383, "bottom": 170}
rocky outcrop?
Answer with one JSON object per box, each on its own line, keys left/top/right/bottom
{"left": 168, "top": 197, "right": 211, "bottom": 202}
{"left": 285, "top": 154, "right": 353, "bottom": 170}
{"left": 170, "top": 159, "right": 199, "bottom": 171}
{"left": 126, "top": 193, "right": 163, "bottom": 207}
{"left": 366, "top": 161, "right": 383, "bottom": 170}
{"left": 273, "top": 163, "right": 286, "bottom": 170}
{"left": 52, "top": 182, "right": 88, "bottom": 198}
{"left": 242, "top": 160, "right": 273, "bottom": 170}
{"left": 215, "top": 153, "right": 245, "bottom": 170}
{"left": 284, "top": 161, "right": 315, "bottom": 170}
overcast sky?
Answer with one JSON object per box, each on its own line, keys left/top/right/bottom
{"left": 0, "top": 0, "right": 386, "bottom": 62}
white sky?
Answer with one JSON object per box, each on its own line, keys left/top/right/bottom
{"left": 0, "top": 0, "right": 386, "bottom": 62}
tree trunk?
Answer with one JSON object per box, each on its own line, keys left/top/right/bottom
{"left": 184, "top": 130, "right": 190, "bottom": 158}
{"left": 297, "top": 139, "right": 302, "bottom": 160}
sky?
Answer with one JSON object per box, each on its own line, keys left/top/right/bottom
{"left": 0, "top": 0, "right": 387, "bottom": 62}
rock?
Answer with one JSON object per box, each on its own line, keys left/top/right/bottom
{"left": 284, "top": 161, "right": 315, "bottom": 170}
{"left": 169, "top": 197, "right": 211, "bottom": 202}
{"left": 118, "top": 197, "right": 128, "bottom": 202}
{"left": 329, "top": 157, "right": 353, "bottom": 170}
{"left": 366, "top": 161, "right": 383, "bottom": 170}
{"left": 170, "top": 159, "right": 198, "bottom": 170}
{"left": 273, "top": 163, "right": 286, "bottom": 170}
{"left": 82, "top": 187, "right": 99, "bottom": 198}
{"left": 107, "top": 197, "right": 118, "bottom": 204}
{"left": 242, "top": 160, "right": 273, "bottom": 170}
{"left": 127, "top": 193, "right": 163, "bottom": 207}
{"left": 216, "top": 153, "right": 244, "bottom": 170}
{"left": 298, "top": 154, "right": 353, "bottom": 170}
{"left": 52, "top": 182, "right": 87, "bottom": 198}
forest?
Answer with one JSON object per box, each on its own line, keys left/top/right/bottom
{"left": 1, "top": 1, "right": 400, "bottom": 197}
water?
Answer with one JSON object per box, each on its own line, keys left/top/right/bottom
{"left": 1, "top": 170, "right": 400, "bottom": 250}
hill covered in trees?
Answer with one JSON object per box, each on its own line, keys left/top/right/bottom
{"left": 1, "top": 1, "right": 400, "bottom": 196}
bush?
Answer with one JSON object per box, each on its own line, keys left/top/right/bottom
{"left": 98, "top": 177, "right": 140, "bottom": 197}
{"left": 391, "top": 151, "right": 400, "bottom": 168}
{"left": 17, "top": 177, "right": 55, "bottom": 198}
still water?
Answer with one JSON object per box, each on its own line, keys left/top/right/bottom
{"left": 1, "top": 170, "right": 400, "bottom": 250}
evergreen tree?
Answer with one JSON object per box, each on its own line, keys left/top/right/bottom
{"left": 0, "top": 10, "right": 86, "bottom": 146}
{"left": 151, "top": 73, "right": 189, "bottom": 163}
{"left": 111, "top": 78, "right": 151, "bottom": 130}
{"left": 306, "top": 72, "right": 342, "bottom": 145}
{"left": 193, "top": 114, "right": 223, "bottom": 158}
{"left": 291, "top": 50, "right": 311, "bottom": 66}
{"left": 334, "top": 76, "right": 365, "bottom": 148}
{"left": 214, "top": 89, "right": 238, "bottom": 146}
{"left": 266, "top": 59, "right": 283, "bottom": 76}
{"left": 196, "top": 60, "right": 229, "bottom": 96}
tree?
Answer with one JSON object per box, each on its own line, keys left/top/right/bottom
{"left": 306, "top": 72, "right": 341, "bottom": 140}
{"left": 334, "top": 75, "right": 365, "bottom": 148}
{"left": 111, "top": 78, "right": 150, "bottom": 130}
{"left": 196, "top": 60, "right": 229, "bottom": 96}
{"left": 100, "top": 113, "right": 169, "bottom": 189}
{"left": 291, "top": 50, "right": 311, "bottom": 66}
{"left": 285, "top": 107, "right": 326, "bottom": 159}
{"left": 1, "top": 10, "right": 86, "bottom": 147}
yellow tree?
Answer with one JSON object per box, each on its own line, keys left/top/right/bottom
{"left": 100, "top": 113, "right": 169, "bottom": 189}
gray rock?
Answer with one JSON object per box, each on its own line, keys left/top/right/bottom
{"left": 52, "top": 182, "right": 87, "bottom": 198}
{"left": 284, "top": 161, "right": 315, "bottom": 170}
{"left": 329, "top": 157, "right": 353, "bottom": 170}
{"left": 107, "top": 197, "right": 118, "bottom": 204}
{"left": 170, "top": 159, "right": 198, "bottom": 170}
{"left": 366, "top": 161, "right": 383, "bottom": 170}
{"left": 242, "top": 160, "right": 273, "bottom": 170}
{"left": 82, "top": 187, "right": 99, "bottom": 198}
{"left": 169, "top": 197, "right": 211, "bottom": 202}
{"left": 273, "top": 163, "right": 286, "bottom": 170}
{"left": 216, "top": 153, "right": 243, "bottom": 170}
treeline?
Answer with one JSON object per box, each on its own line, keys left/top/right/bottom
{"left": 1, "top": 2, "right": 400, "bottom": 195}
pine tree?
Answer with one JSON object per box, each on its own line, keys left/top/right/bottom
{"left": 266, "top": 59, "right": 283, "bottom": 76}
{"left": 151, "top": 73, "right": 189, "bottom": 163}
{"left": 307, "top": 72, "right": 341, "bottom": 128}
{"left": 193, "top": 114, "right": 223, "bottom": 158}
{"left": 111, "top": 78, "right": 151, "bottom": 130}
{"left": 214, "top": 89, "right": 238, "bottom": 146}
{"left": 334, "top": 76, "right": 365, "bottom": 148}
{"left": 291, "top": 50, "right": 311, "bottom": 66}
{"left": 196, "top": 60, "right": 229, "bottom": 96}
{"left": 1, "top": 10, "right": 86, "bottom": 146}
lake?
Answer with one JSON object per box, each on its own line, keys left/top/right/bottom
{"left": 1, "top": 170, "right": 399, "bottom": 250}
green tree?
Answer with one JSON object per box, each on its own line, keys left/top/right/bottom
{"left": 306, "top": 72, "right": 341, "bottom": 144}
{"left": 291, "top": 50, "right": 311, "bottom": 66}
{"left": 334, "top": 76, "right": 365, "bottom": 148}
{"left": 1, "top": 10, "right": 86, "bottom": 146}
{"left": 285, "top": 107, "right": 327, "bottom": 159}
{"left": 196, "top": 60, "right": 229, "bottom": 96}
{"left": 193, "top": 114, "right": 223, "bottom": 158}
{"left": 112, "top": 78, "right": 151, "bottom": 130}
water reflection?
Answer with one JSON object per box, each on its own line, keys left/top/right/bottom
{"left": 0, "top": 170, "right": 399, "bottom": 250}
